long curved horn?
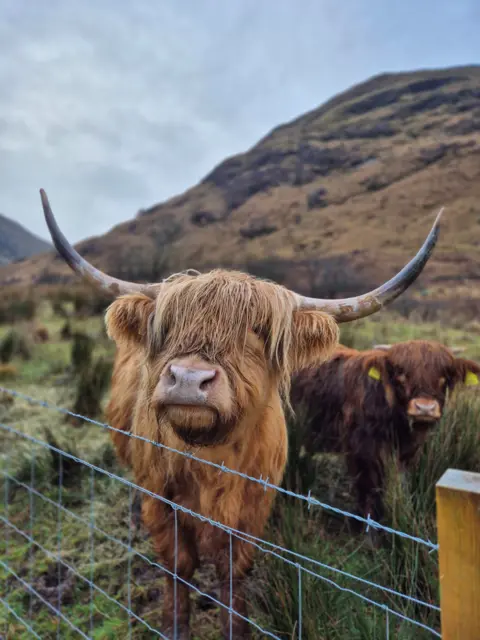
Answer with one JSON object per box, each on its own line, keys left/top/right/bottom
{"left": 40, "top": 189, "right": 159, "bottom": 298}
{"left": 293, "top": 209, "right": 443, "bottom": 323}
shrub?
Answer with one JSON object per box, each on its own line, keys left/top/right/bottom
{"left": 60, "top": 320, "right": 73, "bottom": 341}
{"left": 71, "top": 288, "right": 111, "bottom": 317}
{"left": 51, "top": 299, "right": 69, "bottom": 319}
{"left": 0, "top": 330, "right": 32, "bottom": 363}
{"left": 50, "top": 285, "right": 111, "bottom": 318}
{"left": 0, "top": 289, "right": 37, "bottom": 324}
{"left": 71, "top": 356, "right": 113, "bottom": 421}
{"left": 70, "top": 332, "right": 94, "bottom": 374}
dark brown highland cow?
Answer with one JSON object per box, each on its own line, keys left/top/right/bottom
{"left": 40, "top": 188, "right": 442, "bottom": 639}
{"left": 291, "top": 339, "right": 480, "bottom": 525}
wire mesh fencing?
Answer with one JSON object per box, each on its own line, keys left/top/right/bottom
{"left": 1, "top": 386, "right": 442, "bottom": 639}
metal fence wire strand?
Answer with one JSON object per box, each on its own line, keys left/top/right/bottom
{"left": 0, "top": 386, "right": 442, "bottom": 638}
{"left": 0, "top": 386, "right": 439, "bottom": 551}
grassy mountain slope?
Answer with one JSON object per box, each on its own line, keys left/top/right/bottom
{"left": 1, "top": 65, "right": 480, "bottom": 311}
{"left": 0, "top": 214, "right": 51, "bottom": 265}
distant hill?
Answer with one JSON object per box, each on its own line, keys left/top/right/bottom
{"left": 0, "top": 214, "right": 51, "bottom": 265}
{"left": 1, "top": 64, "right": 480, "bottom": 315}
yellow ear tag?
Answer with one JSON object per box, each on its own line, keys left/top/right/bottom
{"left": 465, "top": 371, "right": 479, "bottom": 386}
{"left": 368, "top": 366, "right": 381, "bottom": 381}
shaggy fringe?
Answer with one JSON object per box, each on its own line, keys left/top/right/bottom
{"left": 150, "top": 269, "right": 298, "bottom": 400}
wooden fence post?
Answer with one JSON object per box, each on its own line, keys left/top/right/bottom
{"left": 436, "top": 468, "right": 480, "bottom": 639}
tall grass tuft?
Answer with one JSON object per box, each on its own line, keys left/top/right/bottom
{"left": 60, "top": 320, "right": 73, "bottom": 340}
{"left": 70, "top": 331, "right": 94, "bottom": 374}
{"left": 281, "top": 407, "right": 317, "bottom": 496}
{"left": 71, "top": 356, "right": 113, "bottom": 421}
{"left": 67, "top": 331, "right": 113, "bottom": 423}
{"left": 51, "top": 298, "right": 69, "bottom": 319}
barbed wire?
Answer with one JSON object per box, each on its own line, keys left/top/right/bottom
{"left": 2, "top": 470, "right": 440, "bottom": 614}
{"left": 0, "top": 388, "right": 442, "bottom": 638}
{"left": 0, "top": 385, "right": 439, "bottom": 551}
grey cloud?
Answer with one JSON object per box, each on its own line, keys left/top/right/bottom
{"left": 0, "top": 0, "right": 478, "bottom": 243}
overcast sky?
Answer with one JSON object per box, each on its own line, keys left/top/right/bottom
{"left": 1, "top": 0, "right": 479, "bottom": 244}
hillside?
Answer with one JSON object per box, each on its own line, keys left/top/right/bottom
{"left": 0, "top": 214, "right": 51, "bottom": 265}
{"left": 2, "top": 64, "right": 480, "bottom": 314}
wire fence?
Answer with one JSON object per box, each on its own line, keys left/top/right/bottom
{"left": 0, "top": 385, "right": 442, "bottom": 639}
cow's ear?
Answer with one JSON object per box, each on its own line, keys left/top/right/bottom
{"left": 356, "top": 350, "right": 397, "bottom": 414}
{"left": 360, "top": 351, "right": 392, "bottom": 384}
{"left": 105, "top": 294, "right": 156, "bottom": 345}
{"left": 452, "top": 357, "right": 480, "bottom": 388}
{"left": 289, "top": 309, "right": 340, "bottom": 373}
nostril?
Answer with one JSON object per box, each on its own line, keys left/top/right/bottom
{"left": 199, "top": 370, "right": 216, "bottom": 390}
{"left": 166, "top": 365, "right": 217, "bottom": 391}
{"left": 168, "top": 365, "right": 178, "bottom": 386}
{"left": 414, "top": 400, "right": 436, "bottom": 412}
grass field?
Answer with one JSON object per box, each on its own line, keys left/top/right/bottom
{"left": 1, "top": 298, "right": 480, "bottom": 639}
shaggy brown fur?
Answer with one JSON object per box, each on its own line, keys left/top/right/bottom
{"left": 291, "top": 339, "right": 480, "bottom": 525}
{"left": 105, "top": 269, "right": 339, "bottom": 639}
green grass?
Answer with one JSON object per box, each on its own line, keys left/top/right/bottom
{"left": 339, "top": 311, "right": 480, "bottom": 358}
{"left": 1, "top": 301, "right": 480, "bottom": 638}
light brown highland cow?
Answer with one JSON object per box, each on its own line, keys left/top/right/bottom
{"left": 40, "top": 188, "right": 442, "bottom": 639}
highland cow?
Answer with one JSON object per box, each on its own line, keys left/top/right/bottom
{"left": 40, "top": 188, "right": 442, "bottom": 639}
{"left": 291, "top": 339, "right": 480, "bottom": 525}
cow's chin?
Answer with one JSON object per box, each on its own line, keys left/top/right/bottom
{"left": 163, "top": 405, "right": 234, "bottom": 447}
{"left": 408, "top": 415, "right": 440, "bottom": 429}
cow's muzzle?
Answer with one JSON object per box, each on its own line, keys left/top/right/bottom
{"left": 153, "top": 357, "right": 235, "bottom": 445}
{"left": 156, "top": 364, "right": 218, "bottom": 406}
{"left": 407, "top": 396, "right": 441, "bottom": 422}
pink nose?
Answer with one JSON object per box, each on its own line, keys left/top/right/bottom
{"left": 170, "top": 365, "right": 216, "bottom": 389}
{"left": 414, "top": 399, "right": 437, "bottom": 414}
{"left": 157, "top": 365, "right": 217, "bottom": 405}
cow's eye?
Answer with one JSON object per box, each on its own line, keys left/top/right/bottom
{"left": 250, "top": 326, "right": 268, "bottom": 344}
{"left": 148, "top": 316, "right": 167, "bottom": 353}
{"left": 396, "top": 374, "right": 407, "bottom": 385}
{"left": 439, "top": 376, "right": 446, "bottom": 389}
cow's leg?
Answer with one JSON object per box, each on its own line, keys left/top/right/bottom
{"left": 214, "top": 532, "right": 253, "bottom": 640}
{"left": 142, "top": 496, "right": 199, "bottom": 640}
{"left": 347, "top": 451, "right": 385, "bottom": 539}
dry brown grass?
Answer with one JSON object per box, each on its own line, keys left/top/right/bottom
{"left": 0, "top": 363, "right": 18, "bottom": 380}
